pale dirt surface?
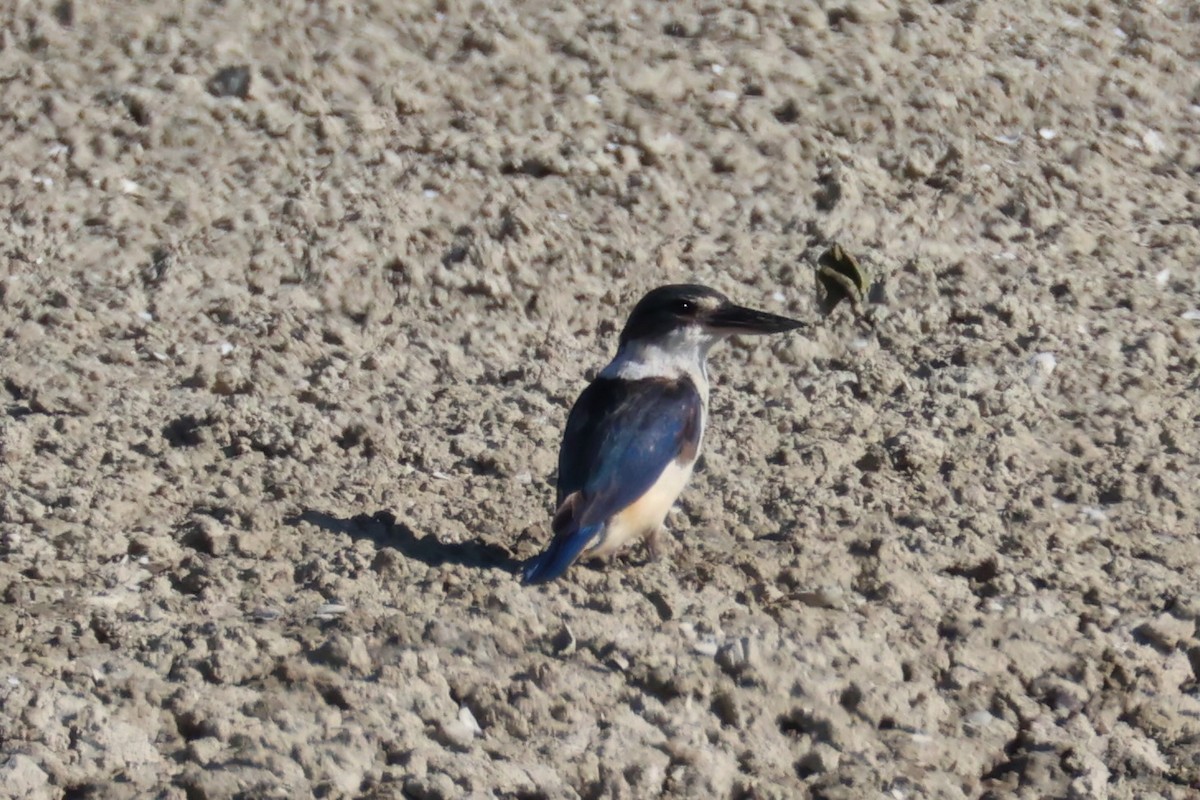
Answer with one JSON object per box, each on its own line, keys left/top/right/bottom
{"left": 2, "top": 1, "right": 1199, "bottom": 798}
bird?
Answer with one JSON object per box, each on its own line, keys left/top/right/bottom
{"left": 522, "top": 284, "right": 804, "bottom": 584}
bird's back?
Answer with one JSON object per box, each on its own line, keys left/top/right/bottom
{"left": 521, "top": 374, "right": 702, "bottom": 584}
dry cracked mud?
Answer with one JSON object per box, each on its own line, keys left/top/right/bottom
{"left": 2, "top": 1, "right": 1199, "bottom": 798}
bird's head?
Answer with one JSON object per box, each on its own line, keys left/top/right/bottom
{"left": 618, "top": 284, "right": 804, "bottom": 354}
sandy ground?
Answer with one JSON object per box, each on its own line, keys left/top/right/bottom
{"left": 2, "top": 1, "right": 1199, "bottom": 797}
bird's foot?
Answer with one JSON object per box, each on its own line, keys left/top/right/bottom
{"left": 645, "top": 527, "right": 668, "bottom": 562}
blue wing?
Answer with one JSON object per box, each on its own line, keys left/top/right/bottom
{"left": 522, "top": 376, "right": 702, "bottom": 584}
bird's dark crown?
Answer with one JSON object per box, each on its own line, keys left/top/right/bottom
{"left": 618, "top": 284, "right": 728, "bottom": 346}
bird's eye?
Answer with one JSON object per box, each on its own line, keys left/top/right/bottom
{"left": 675, "top": 300, "right": 694, "bottom": 314}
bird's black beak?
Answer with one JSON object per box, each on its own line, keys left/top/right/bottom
{"left": 707, "top": 303, "right": 805, "bottom": 335}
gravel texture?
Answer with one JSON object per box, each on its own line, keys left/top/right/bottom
{"left": 2, "top": 1, "right": 1199, "bottom": 798}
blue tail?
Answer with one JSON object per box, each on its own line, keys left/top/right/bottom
{"left": 522, "top": 524, "right": 601, "bottom": 585}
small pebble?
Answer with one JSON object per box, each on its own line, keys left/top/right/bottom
{"left": 251, "top": 607, "right": 281, "bottom": 623}
{"left": 963, "top": 710, "right": 994, "bottom": 729}
{"left": 312, "top": 602, "right": 349, "bottom": 620}
{"left": 207, "top": 65, "right": 252, "bottom": 99}
{"left": 1028, "top": 352, "right": 1057, "bottom": 374}
{"left": 458, "top": 705, "right": 482, "bottom": 736}
{"left": 551, "top": 624, "right": 576, "bottom": 655}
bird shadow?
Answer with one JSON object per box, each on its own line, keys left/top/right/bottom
{"left": 289, "top": 509, "right": 522, "bottom": 574}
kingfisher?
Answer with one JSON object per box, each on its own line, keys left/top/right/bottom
{"left": 522, "top": 284, "right": 804, "bottom": 584}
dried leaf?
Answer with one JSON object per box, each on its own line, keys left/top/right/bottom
{"left": 816, "top": 244, "right": 870, "bottom": 316}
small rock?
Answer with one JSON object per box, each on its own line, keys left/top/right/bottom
{"left": 457, "top": 705, "right": 482, "bottom": 737}
{"left": 250, "top": 607, "right": 281, "bottom": 623}
{"left": 716, "top": 639, "right": 751, "bottom": 676}
{"left": 182, "top": 515, "right": 228, "bottom": 556}
{"left": 795, "top": 586, "right": 846, "bottom": 610}
{"left": 210, "top": 367, "right": 248, "bottom": 396}
{"left": 186, "top": 736, "right": 224, "bottom": 765}
{"left": 312, "top": 603, "right": 349, "bottom": 620}
{"left": 207, "top": 66, "right": 251, "bottom": 99}
{"left": 0, "top": 754, "right": 50, "bottom": 799}
{"left": 732, "top": 524, "right": 756, "bottom": 542}
{"left": 1026, "top": 352, "right": 1057, "bottom": 390}
{"left": 1028, "top": 352, "right": 1057, "bottom": 374}
{"left": 1141, "top": 129, "right": 1165, "bottom": 154}
{"left": 311, "top": 634, "right": 371, "bottom": 672}
{"left": 741, "top": 637, "right": 758, "bottom": 670}
{"left": 433, "top": 718, "right": 476, "bottom": 751}
{"left": 605, "top": 652, "right": 630, "bottom": 672}
{"left": 1133, "top": 613, "right": 1194, "bottom": 652}
{"left": 904, "top": 150, "right": 935, "bottom": 179}
{"left": 963, "top": 709, "right": 995, "bottom": 731}
{"left": 550, "top": 624, "right": 576, "bottom": 655}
